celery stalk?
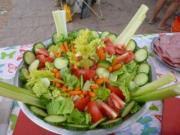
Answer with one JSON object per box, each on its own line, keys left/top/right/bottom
{"left": 133, "top": 83, "right": 180, "bottom": 102}
{"left": 52, "top": 10, "right": 68, "bottom": 37}
{"left": 0, "top": 81, "right": 35, "bottom": 97}
{"left": 114, "top": 4, "right": 148, "bottom": 45}
{"left": 132, "top": 73, "right": 175, "bottom": 97}
{"left": 0, "top": 87, "right": 44, "bottom": 108}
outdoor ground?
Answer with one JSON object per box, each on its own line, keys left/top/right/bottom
{"left": 0, "top": 0, "right": 173, "bottom": 47}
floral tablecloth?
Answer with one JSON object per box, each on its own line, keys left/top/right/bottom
{"left": 0, "top": 33, "right": 179, "bottom": 135}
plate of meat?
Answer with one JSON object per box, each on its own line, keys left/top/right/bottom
{"left": 152, "top": 33, "right": 180, "bottom": 72}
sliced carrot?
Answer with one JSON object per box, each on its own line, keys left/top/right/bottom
{"left": 108, "top": 66, "right": 113, "bottom": 72}
{"left": 63, "top": 42, "right": 69, "bottom": 52}
{"left": 97, "top": 47, "right": 105, "bottom": 60}
{"left": 112, "top": 63, "right": 122, "bottom": 71}
{"left": 96, "top": 78, "right": 109, "bottom": 85}
{"left": 53, "top": 68, "right": 59, "bottom": 73}
{"left": 75, "top": 87, "right": 80, "bottom": 91}
{"left": 55, "top": 83, "right": 61, "bottom": 88}
{"left": 69, "top": 90, "right": 82, "bottom": 96}
{"left": 88, "top": 91, "right": 96, "bottom": 97}
{"left": 90, "top": 84, "right": 99, "bottom": 90}
{"left": 60, "top": 44, "right": 66, "bottom": 52}
{"left": 96, "top": 78, "right": 105, "bottom": 85}
{"left": 55, "top": 72, "right": 61, "bottom": 79}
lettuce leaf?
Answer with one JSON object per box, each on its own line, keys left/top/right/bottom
{"left": 95, "top": 87, "right": 110, "bottom": 101}
{"left": 32, "top": 80, "right": 49, "bottom": 97}
{"left": 110, "top": 61, "right": 139, "bottom": 102}
{"left": 61, "top": 69, "right": 80, "bottom": 89}
{"left": 67, "top": 109, "right": 90, "bottom": 125}
{"left": 73, "top": 29, "right": 104, "bottom": 68}
{"left": 46, "top": 97, "right": 74, "bottom": 115}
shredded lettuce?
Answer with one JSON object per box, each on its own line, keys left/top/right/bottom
{"left": 61, "top": 69, "right": 80, "bottom": 89}
{"left": 32, "top": 80, "right": 49, "bottom": 97}
{"left": 30, "top": 70, "right": 54, "bottom": 80}
{"left": 72, "top": 29, "right": 104, "bottom": 68}
{"left": 67, "top": 109, "right": 91, "bottom": 125}
{"left": 95, "top": 87, "right": 110, "bottom": 101}
{"left": 46, "top": 97, "right": 74, "bottom": 115}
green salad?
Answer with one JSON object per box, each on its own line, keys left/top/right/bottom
{"left": 16, "top": 28, "right": 176, "bottom": 130}
{"left": 0, "top": 6, "right": 179, "bottom": 131}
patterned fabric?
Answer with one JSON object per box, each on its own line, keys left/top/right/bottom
{"left": 0, "top": 34, "right": 178, "bottom": 135}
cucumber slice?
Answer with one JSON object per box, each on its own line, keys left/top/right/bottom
{"left": 100, "top": 117, "right": 123, "bottom": 128}
{"left": 121, "top": 101, "right": 135, "bottom": 118}
{"left": 138, "top": 63, "right": 150, "bottom": 74}
{"left": 41, "top": 78, "right": 50, "bottom": 88}
{"left": 126, "top": 39, "right": 137, "bottom": 51}
{"left": 96, "top": 67, "right": 110, "bottom": 78}
{"left": 101, "top": 32, "right": 110, "bottom": 38}
{"left": 19, "top": 67, "right": 29, "bottom": 82}
{"left": 134, "top": 73, "right": 149, "bottom": 86}
{"left": 83, "top": 80, "right": 92, "bottom": 90}
{"left": 44, "top": 115, "right": 66, "bottom": 124}
{"left": 109, "top": 73, "right": 118, "bottom": 82}
{"left": 62, "top": 123, "right": 89, "bottom": 130}
{"left": 54, "top": 58, "right": 68, "bottom": 69}
{"left": 89, "top": 118, "right": 106, "bottom": 129}
{"left": 23, "top": 51, "right": 36, "bottom": 65}
{"left": 128, "top": 81, "right": 137, "bottom": 91}
{"left": 52, "top": 32, "right": 65, "bottom": 44}
{"left": 135, "top": 49, "right": 148, "bottom": 62}
{"left": 33, "top": 42, "right": 46, "bottom": 53}
{"left": 28, "top": 59, "right": 39, "bottom": 72}
{"left": 98, "top": 60, "right": 111, "bottom": 68}
{"left": 30, "top": 106, "right": 47, "bottom": 117}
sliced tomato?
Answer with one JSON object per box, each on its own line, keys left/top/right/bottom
{"left": 104, "top": 38, "right": 116, "bottom": 55}
{"left": 110, "top": 93, "right": 125, "bottom": 110}
{"left": 36, "top": 48, "right": 49, "bottom": 56}
{"left": 83, "top": 69, "right": 96, "bottom": 81}
{"left": 74, "top": 96, "right": 90, "bottom": 111}
{"left": 87, "top": 101, "right": 104, "bottom": 123}
{"left": 107, "top": 96, "right": 119, "bottom": 113}
{"left": 107, "top": 84, "right": 125, "bottom": 100}
{"left": 45, "top": 56, "right": 54, "bottom": 62}
{"left": 113, "top": 52, "right": 129, "bottom": 65}
{"left": 36, "top": 55, "right": 46, "bottom": 64}
{"left": 115, "top": 46, "right": 126, "bottom": 55}
{"left": 124, "top": 51, "right": 135, "bottom": 63}
{"left": 72, "top": 67, "right": 96, "bottom": 81}
{"left": 97, "top": 100, "right": 118, "bottom": 119}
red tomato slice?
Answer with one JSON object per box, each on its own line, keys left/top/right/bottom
{"left": 113, "top": 52, "right": 129, "bottom": 65}
{"left": 83, "top": 69, "right": 96, "bottom": 81}
{"left": 45, "top": 56, "right": 54, "bottom": 62}
{"left": 87, "top": 101, "right": 104, "bottom": 123}
{"left": 124, "top": 51, "right": 135, "bottom": 63}
{"left": 110, "top": 93, "right": 125, "bottom": 109}
{"left": 36, "top": 55, "right": 46, "bottom": 64}
{"left": 107, "top": 96, "right": 120, "bottom": 113}
{"left": 74, "top": 96, "right": 90, "bottom": 111}
{"left": 115, "top": 46, "right": 126, "bottom": 55}
{"left": 97, "top": 100, "right": 118, "bottom": 119}
{"left": 104, "top": 38, "right": 116, "bottom": 55}
{"left": 107, "top": 84, "right": 125, "bottom": 100}
{"left": 72, "top": 67, "right": 96, "bottom": 81}
{"left": 36, "top": 48, "right": 49, "bottom": 56}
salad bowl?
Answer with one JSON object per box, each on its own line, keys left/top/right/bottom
{"left": 14, "top": 37, "right": 156, "bottom": 135}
